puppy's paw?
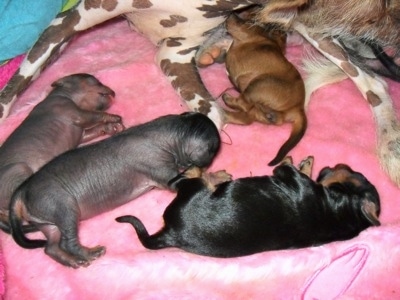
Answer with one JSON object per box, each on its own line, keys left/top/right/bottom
{"left": 104, "top": 121, "right": 125, "bottom": 135}
{"left": 74, "top": 245, "right": 106, "bottom": 268}
{"left": 196, "top": 47, "right": 226, "bottom": 67}
{"left": 205, "top": 170, "right": 233, "bottom": 185}
{"left": 103, "top": 113, "right": 122, "bottom": 123}
{"left": 86, "top": 245, "right": 106, "bottom": 260}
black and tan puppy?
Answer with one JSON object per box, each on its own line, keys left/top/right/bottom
{"left": 222, "top": 13, "right": 306, "bottom": 166}
{"left": 0, "top": 73, "right": 123, "bottom": 232}
{"left": 117, "top": 157, "right": 380, "bottom": 258}
{"left": 9, "top": 112, "right": 220, "bottom": 268}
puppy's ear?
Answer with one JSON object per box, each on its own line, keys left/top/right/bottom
{"left": 51, "top": 78, "right": 65, "bottom": 88}
{"left": 361, "top": 200, "right": 380, "bottom": 226}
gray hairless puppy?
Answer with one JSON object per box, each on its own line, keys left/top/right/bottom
{"left": 0, "top": 73, "right": 124, "bottom": 232}
{"left": 9, "top": 112, "right": 221, "bottom": 268}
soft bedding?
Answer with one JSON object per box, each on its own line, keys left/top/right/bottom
{"left": 0, "top": 18, "right": 399, "bottom": 299}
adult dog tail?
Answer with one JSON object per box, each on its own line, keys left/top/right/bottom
{"left": 268, "top": 109, "right": 307, "bottom": 166}
{"left": 9, "top": 190, "right": 46, "bottom": 249}
{"left": 116, "top": 215, "right": 173, "bottom": 250}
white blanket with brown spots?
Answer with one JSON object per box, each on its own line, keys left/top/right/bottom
{"left": 1, "top": 19, "right": 399, "bottom": 299}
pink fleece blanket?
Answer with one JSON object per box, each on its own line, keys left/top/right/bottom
{"left": 1, "top": 19, "right": 400, "bottom": 299}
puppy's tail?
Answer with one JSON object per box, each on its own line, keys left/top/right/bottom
{"left": 116, "top": 215, "right": 173, "bottom": 250}
{"left": 9, "top": 190, "right": 46, "bottom": 249}
{"left": 268, "top": 109, "right": 307, "bottom": 166}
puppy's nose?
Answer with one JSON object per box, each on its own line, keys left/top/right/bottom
{"left": 100, "top": 86, "right": 115, "bottom": 98}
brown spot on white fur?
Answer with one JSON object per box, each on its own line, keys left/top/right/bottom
{"left": 160, "top": 59, "right": 214, "bottom": 105}
{"left": 84, "top": 0, "right": 118, "bottom": 11}
{"left": 340, "top": 61, "right": 359, "bottom": 77}
{"left": 0, "top": 74, "right": 33, "bottom": 106}
{"left": 132, "top": 0, "right": 153, "bottom": 9}
{"left": 166, "top": 37, "right": 185, "bottom": 47}
{"left": 27, "top": 10, "right": 81, "bottom": 63}
{"left": 160, "top": 15, "right": 188, "bottom": 28}
{"left": 315, "top": 36, "right": 348, "bottom": 61}
{"left": 366, "top": 90, "right": 382, "bottom": 107}
{"left": 178, "top": 46, "right": 198, "bottom": 55}
{"left": 197, "top": 2, "right": 239, "bottom": 18}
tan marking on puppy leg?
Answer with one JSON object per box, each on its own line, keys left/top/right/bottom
{"left": 202, "top": 170, "right": 232, "bottom": 191}
{"left": 182, "top": 166, "right": 203, "bottom": 179}
{"left": 298, "top": 156, "right": 314, "bottom": 177}
{"left": 281, "top": 156, "right": 293, "bottom": 165}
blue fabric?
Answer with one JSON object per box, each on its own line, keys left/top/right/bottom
{"left": 0, "top": 0, "right": 67, "bottom": 61}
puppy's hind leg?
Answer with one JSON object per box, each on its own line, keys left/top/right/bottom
{"left": 298, "top": 156, "right": 314, "bottom": 177}
{"left": 280, "top": 156, "right": 294, "bottom": 165}
{"left": 41, "top": 199, "right": 105, "bottom": 268}
{"left": 222, "top": 93, "right": 254, "bottom": 124}
{"left": 40, "top": 224, "right": 91, "bottom": 268}
{"left": 168, "top": 166, "right": 232, "bottom": 191}
{"left": 58, "top": 222, "right": 105, "bottom": 268}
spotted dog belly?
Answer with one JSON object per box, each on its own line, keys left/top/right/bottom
{"left": 126, "top": 10, "right": 223, "bottom": 46}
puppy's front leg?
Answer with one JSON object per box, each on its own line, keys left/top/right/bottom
{"left": 73, "top": 110, "right": 123, "bottom": 129}
{"left": 168, "top": 166, "right": 231, "bottom": 191}
{"left": 81, "top": 122, "right": 125, "bottom": 143}
{"left": 201, "top": 170, "right": 232, "bottom": 191}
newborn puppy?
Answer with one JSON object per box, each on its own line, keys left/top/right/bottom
{"left": 0, "top": 73, "right": 123, "bottom": 232}
{"left": 9, "top": 112, "right": 220, "bottom": 268}
{"left": 223, "top": 13, "right": 306, "bottom": 166}
{"left": 117, "top": 157, "right": 380, "bottom": 258}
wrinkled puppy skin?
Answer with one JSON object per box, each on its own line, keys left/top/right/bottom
{"left": 0, "top": 73, "right": 123, "bottom": 232}
{"left": 9, "top": 112, "right": 220, "bottom": 268}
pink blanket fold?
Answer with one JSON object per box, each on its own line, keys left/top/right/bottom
{"left": 1, "top": 19, "right": 400, "bottom": 299}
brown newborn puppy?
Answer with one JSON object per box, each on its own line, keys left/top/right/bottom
{"left": 0, "top": 74, "right": 124, "bottom": 232}
{"left": 223, "top": 13, "right": 306, "bottom": 166}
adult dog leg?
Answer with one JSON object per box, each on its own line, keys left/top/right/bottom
{"left": 0, "top": 1, "right": 132, "bottom": 122}
{"left": 295, "top": 23, "right": 400, "bottom": 185}
{"left": 157, "top": 39, "right": 224, "bottom": 129}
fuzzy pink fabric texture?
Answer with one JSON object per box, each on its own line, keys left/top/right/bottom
{"left": 0, "top": 19, "right": 400, "bottom": 299}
